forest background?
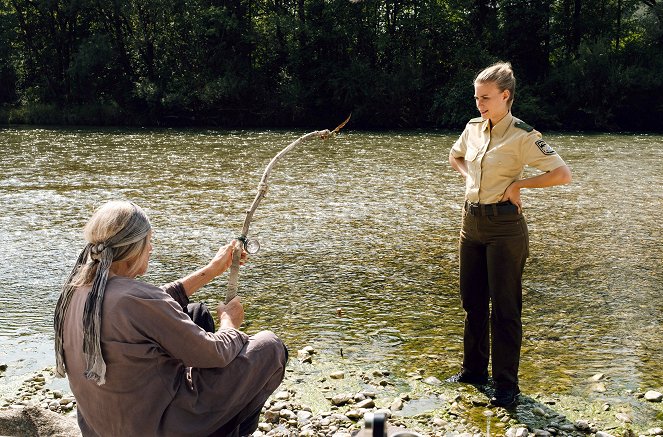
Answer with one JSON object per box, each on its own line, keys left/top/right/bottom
{"left": 1, "top": 0, "right": 662, "bottom": 131}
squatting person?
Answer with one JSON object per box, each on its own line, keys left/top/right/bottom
{"left": 54, "top": 200, "right": 287, "bottom": 436}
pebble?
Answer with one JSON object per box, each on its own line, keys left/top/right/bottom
{"left": 644, "top": 390, "right": 663, "bottom": 402}
{"left": 615, "top": 412, "right": 632, "bottom": 423}
{"left": 648, "top": 428, "right": 663, "bottom": 436}
{"left": 423, "top": 376, "right": 442, "bottom": 385}
{"left": 297, "top": 410, "right": 313, "bottom": 424}
{"left": 574, "top": 420, "right": 591, "bottom": 431}
{"left": 532, "top": 407, "right": 546, "bottom": 416}
{"left": 330, "top": 371, "right": 345, "bottom": 380}
{"left": 591, "top": 382, "right": 607, "bottom": 392}
{"left": 596, "top": 432, "right": 615, "bottom": 437}
{"left": 0, "top": 363, "right": 8, "bottom": 371}
{"left": 590, "top": 373, "right": 605, "bottom": 381}
{"left": 331, "top": 393, "right": 352, "bottom": 406}
{"left": 390, "top": 398, "right": 403, "bottom": 411}
{"left": 355, "top": 398, "right": 375, "bottom": 409}
{"left": 274, "top": 391, "right": 290, "bottom": 400}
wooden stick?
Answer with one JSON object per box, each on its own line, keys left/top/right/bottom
{"left": 225, "top": 125, "right": 346, "bottom": 304}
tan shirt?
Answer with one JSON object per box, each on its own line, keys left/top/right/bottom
{"left": 450, "top": 112, "right": 566, "bottom": 203}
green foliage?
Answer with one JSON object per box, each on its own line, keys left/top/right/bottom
{"left": 0, "top": 0, "right": 662, "bottom": 130}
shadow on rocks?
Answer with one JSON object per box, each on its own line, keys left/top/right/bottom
{"left": 0, "top": 406, "right": 81, "bottom": 437}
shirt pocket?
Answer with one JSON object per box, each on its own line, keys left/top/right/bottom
{"left": 464, "top": 146, "right": 480, "bottom": 162}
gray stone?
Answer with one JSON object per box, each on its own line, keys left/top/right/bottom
{"left": 615, "top": 413, "right": 632, "bottom": 423}
{"left": 591, "top": 382, "right": 607, "bottom": 392}
{"left": 330, "top": 371, "right": 345, "bottom": 380}
{"left": 345, "top": 410, "right": 362, "bottom": 420}
{"left": 297, "top": 410, "right": 313, "bottom": 424}
{"left": 516, "top": 427, "right": 529, "bottom": 437}
{"left": 355, "top": 398, "right": 375, "bottom": 409}
{"left": 532, "top": 407, "right": 546, "bottom": 417}
{"left": 644, "top": 390, "right": 663, "bottom": 402}
{"left": 390, "top": 398, "right": 404, "bottom": 411}
{"left": 331, "top": 393, "right": 352, "bottom": 406}
{"left": 270, "top": 401, "right": 287, "bottom": 411}
{"left": 263, "top": 409, "right": 280, "bottom": 423}
{"left": 330, "top": 413, "right": 351, "bottom": 423}
{"left": 590, "top": 373, "right": 605, "bottom": 381}
{"left": 279, "top": 409, "right": 296, "bottom": 420}
{"left": 595, "top": 432, "right": 615, "bottom": 437}
{"left": 574, "top": 420, "right": 590, "bottom": 431}
{"left": 648, "top": 428, "right": 663, "bottom": 436}
{"left": 423, "top": 376, "right": 442, "bottom": 385}
{"left": 374, "top": 408, "right": 391, "bottom": 418}
{"left": 274, "top": 391, "right": 290, "bottom": 400}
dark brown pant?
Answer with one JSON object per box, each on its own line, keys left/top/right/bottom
{"left": 459, "top": 207, "right": 528, "bottom": 389}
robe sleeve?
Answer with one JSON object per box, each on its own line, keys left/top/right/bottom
{"left": 160, "top": 281, "right": 189, "bottom": 311}
{"left": 115, "top": 285, "right": 249, "bottom": 369}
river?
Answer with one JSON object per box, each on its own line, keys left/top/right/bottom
{"left": 0, "top": 127, "right": 661, "bottom": 421}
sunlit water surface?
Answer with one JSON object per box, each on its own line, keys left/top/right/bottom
{"left": 0, "top": 127, "right": 661, "bottom": 417}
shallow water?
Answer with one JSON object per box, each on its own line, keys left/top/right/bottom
{"left": 0, "top": 127, "right": 661, "bottom": 416}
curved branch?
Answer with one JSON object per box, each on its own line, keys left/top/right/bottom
{"left": 225, "top": 129, "right": 334, "bottom": 303}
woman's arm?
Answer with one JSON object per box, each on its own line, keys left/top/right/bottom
{"left": 449, "top": 152, "right": 468, "bottom": 178}
{"left": 501, "top": 164, "right": 572, "bottom": 212}
{"left": 179, "top": 240, "right": 246, "bottom": 297}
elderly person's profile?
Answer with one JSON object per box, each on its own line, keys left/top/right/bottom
{"left": 54, "top": 200, "right": 287, "bottom": 436}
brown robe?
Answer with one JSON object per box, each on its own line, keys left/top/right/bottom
{"left": 63, "top": 276, "right": 286, "bottom": 436}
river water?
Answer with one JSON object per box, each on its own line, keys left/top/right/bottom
{"left": 0, "top": 127, "right": 661, "bottom": 418}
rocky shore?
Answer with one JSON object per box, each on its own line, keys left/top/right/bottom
{"left": 1, "top": 347, "right": 662, "bottom": 437}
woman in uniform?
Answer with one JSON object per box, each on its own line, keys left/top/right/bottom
{"left": 54, "top": 200, "right": 287, "bottom": 436}
{"left": 447, "top": 62, "right": 572, "bottom": 407}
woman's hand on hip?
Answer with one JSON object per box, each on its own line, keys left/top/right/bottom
{"left": 501, "top": 181, "right": 522, "bottom": 213}
{"left": 217, "top": 297, "right": 245, "bottom": 329}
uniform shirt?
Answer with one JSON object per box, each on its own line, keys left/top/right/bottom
{"left": 450, "top": 112, "right": 566, "bottom": 204}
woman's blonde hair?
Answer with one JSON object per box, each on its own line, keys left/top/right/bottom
{"left": 475, "top": 61, "right": 516, "bottom": 109}
{"left": 54, "top": 201, "right": 152, "bottom": 386}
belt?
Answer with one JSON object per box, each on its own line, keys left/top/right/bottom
{"left": 464, "top": 201, "right": 518, "bottom": 216}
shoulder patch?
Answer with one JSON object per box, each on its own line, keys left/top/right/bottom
{"left": 468, "top": 117, "right": 483, "bottom": 124}
{"left": 514, "top": 121, "right": 534, "bottom": 132}
{"left": 535, "top": 139, "right": 557, "bottom": 155}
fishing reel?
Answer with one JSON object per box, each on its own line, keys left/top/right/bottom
{"left": 236, "top": 235, "right": 260, "bottom": 254}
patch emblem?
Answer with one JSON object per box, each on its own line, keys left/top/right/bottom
{"left": 535, "top": 139, "right": 556, "bottom": 155}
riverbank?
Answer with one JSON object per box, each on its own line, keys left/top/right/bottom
{"left": 1, "top": 345, "right": 662, "bottom": 437}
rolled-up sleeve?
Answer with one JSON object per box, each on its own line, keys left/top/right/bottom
{"left": 520, "top": 131, "right": 566, "bottom": 172}
{"left": 450, "top": 126, "right": 469, "bottom": 158}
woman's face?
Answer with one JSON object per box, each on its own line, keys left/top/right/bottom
{"left": 474, "top": 81, "right": 510, "bottom": 122}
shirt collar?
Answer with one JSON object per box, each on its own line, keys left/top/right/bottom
{"left": 489, "top": 112, "right": 514, "bottom": 139}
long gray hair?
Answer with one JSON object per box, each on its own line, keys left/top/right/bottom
{"left": 54, "top": 201, "right": 152, "bottom": 385}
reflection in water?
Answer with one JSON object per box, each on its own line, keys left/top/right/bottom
{"left": 0, "top": 128, "right": 661, "bottom": 407}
